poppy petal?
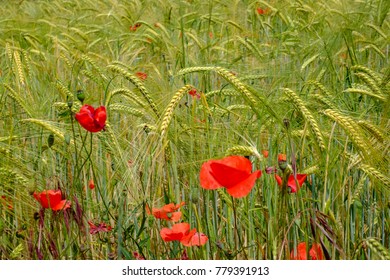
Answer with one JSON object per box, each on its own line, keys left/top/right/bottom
{"left": 94, "top": 106, "right": 107, "bottom": 128}
{"left": 291, "top": 242, "right": 307, "bottom": 260}
{"left": 226, "top": 170, "right": 262, "bottom": 198}
{"left": 160, "top": 223, "right": 190, "bottom": 242}
{"left": 287, "top": 174, "right": 307, "bottom": 193}
{"left": 210, "top": 162, "right": 251, "bottom": 188}
{"left": 180, "top": 229, "right": 197, "bottom": 246}
{"left": 159, "top": 228, "right": 173, "bottom": 241}
{"left": 274, "top": 174, "right": 283, "bottom": 186}
{"left": 169, "top": 212, "right": 182, "bottom": 222}
{"left": 200, "top": 156, "right": 252, "bottom": 189}
{"left": 75, "top": 105, "right": 106, "bottom": 132}
{"left": 51, "top": 199, "right": 71, "bottom": 211}
{"left": 200, "top": 160, "right": 223, "bottom": 190}
{"left": 181, "top": 232, "right": 208, "bottom": 247}
{"left": 309, "top": 243, "right": 324, "bottom": 260}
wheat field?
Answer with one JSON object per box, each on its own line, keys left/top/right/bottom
{"left": 0, "top": 0, "right": 389, "bottom": 260}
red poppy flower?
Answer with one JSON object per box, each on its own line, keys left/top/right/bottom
{"left": 147, "top": 202, "right": 185, "bottom": 222}
{"left": 136, "top": 72, "right": 147, "bottom": 80}
{"left": 262, "top": 150, "right": 269, "bottom": 158}
{"left": 88, "top": 179, "right": 95, "bottom": 190}
{"left": 278, "top": 153, "right": 287, "bottom": 162}
{"left": 33, "top": 190, "right": 71, "bottom": 211}
{"left": 309, "top": 243, "right": 324, "bottom": 260}
{"left": 160, "top": 223, "right": 195, "bottom": 242}
{"left": 160, "top": 223, "right": 207, "bottom": 247}
{"left": 130, "top": 23, "right": 141, "bottom": 31}
{"left": 200, "top": 155, "right": 262, "bottom": 198}
{"left": 188, "top": 88, "right": 200, "bottom": 99}
{"left": 75, "top": 105, "right": 106, "bottom": 133}
{"left": 88, "top": 221, "right": 112, "bottom": 234}
{"left": 181, "top": 232, "right": 208, "bottom": 247}
{"left": 291, "top": 242, "right": 324, "bottom": 260}
{"left": 274, "top": 173, "right": 307, "bottom": 193}
{"left": 256, "top": 7, "right": 270, "bottom": 15}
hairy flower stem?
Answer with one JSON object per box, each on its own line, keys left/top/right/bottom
{"left": 231, "top": 197, "right": 248, "bottom": 259}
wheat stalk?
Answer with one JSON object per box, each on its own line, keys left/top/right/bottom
{"left": 323, "top": 109, "right": 368, "bottom": 155}
{"left": 205, "top": 89, "right": 240, "bottom": 97}
{"left": 283, "top": 88, "right": 326, "bottom": 151}
{"left": 160, "top": 85, "right": 193, "bottom": 137}
{"left": 354, "top": 238, "right": 390, "bottom": 260}
{"left": 351, "top": 65, "right": 382, "bottom": 85}
{"left": 3, "top": 84, "right": 32, "bottom": 117}
{"left": 108, "top": 64, "right": 159, "bottom": 117}
{"left": 13, "top": 50, "right": 25, "bottom": 86}
{"left": 20, "top": 119, "right": 72, "bottom": 145}
{"left": 343, "top": 87, "right": 386, "bottom": 101}
{"left": 177, "top": 66, "right": 259, "bottom": 107}
{"left": 354, "top": 72, "right": 383, "bottom": 98}
{"left": 109, "top": 103, "right": 144, "bottom": 117}
{"left": 358, "top": 163, "right": 390, "bottom": 190}
{"left": 357, "top": 120, "right": 385, "bottom": 142}
{"left": 105, "top": 88, "right": 147, "bottom": 108}
{"left": 225, "top": 145, "right": 260, "bottom": 159}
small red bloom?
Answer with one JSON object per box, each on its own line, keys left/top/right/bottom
{"left": 88, "top": 179, "right": 95, "bottom": 190}
{"left": 133, "top": 251, "right": 145, "bottom": 260}
{"left": 309, "top": 243, "right": 324, "bottom": 260}
{"left": 160, "top": 223, "right": 195, "bottom": 242}
{"left": 130, "top": 23, "right": 141, "bottom": 31}
{"left": 256, "top": 7, "right": 270, "bottom": 15}
{"left": 148, "top": 202, "right": 185, "bottom": 222}
{"left": 75, "top": 105, "right": 106, "bottom": 133}
{"left": 181, "top": 232, "right": 208, "bottom": 247}
{"left": 188, "top": 88, "right": 201, "bottom": 99}
{"left": 160, "top": 223, "right": 207, "bottom": 247}
{"left": 136, "top": 72, "right": 147, "bottom": 80}
{"left": 262, "top": 150, "right": 269, "bottom": 158}
{"left": 274, "top": 173, "right": 307, "bottom": 193}
{"left": 200, "top": 155, "right": 262, "bottom": 198}
{"left": 278, "top": 153, "right": 287, "bottom": 162}
{"left": 291, "top": 242, "right": 324, "bottom": 260}
{"left": 88, "top": 221, "right": 112, "bottom": 234}
{"left": 33, "top": 190, "right": 71, "bottom": 211}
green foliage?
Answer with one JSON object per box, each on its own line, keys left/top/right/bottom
{"left": 0, "top": 0, "right": 389, "bottom": 260}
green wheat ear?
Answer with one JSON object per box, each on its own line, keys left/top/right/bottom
{"left": 3, "top": 84, "right": 32, "bottom": 117}
{"left": 225, "top": 145, "right": 261, "bottom": 160}
{"left": 105, "top": 88, "right": 147, "bottom": 108}
{"left": 354, "top": 238, "right": 390, "bottom": 260}
{"left": 323, "top": 109, "right": 368, "bottom": 156}
{"left": 108, "top": 64, "right": 159, "bottom": 118}
{"left": 109, "top": 104, "right": 145, "bottom": 118}
{"left": 159, "top": 84, "right": 193, "bottom": 138}
{"left": 20, "top": 118, "right": 73, "bottom": 146}
{"left": 282, "top": 88, "right": 326, "bottom": 151}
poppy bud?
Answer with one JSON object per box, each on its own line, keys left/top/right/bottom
{"left": 76, "top": 89, "right": 85, "bottom": 103}
{"left": 283, "top": 118, "right": 290, "bottom": 129}
{"left": 278, "top": 154, "right": 287, "bottom": 170}
{"left": 64, "top": 134, "right": 71, "bottom": 145}
{"left": 47, "top": 133, "right": 55, "bottom": 147}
